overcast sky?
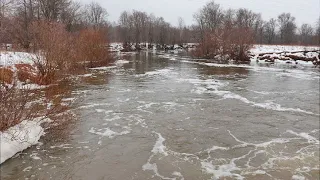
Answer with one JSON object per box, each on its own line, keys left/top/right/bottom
{"left": 76, "top": 0, "right": 320, "bottom": 27}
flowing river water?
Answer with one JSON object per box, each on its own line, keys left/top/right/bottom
{"left": 1, "top": 51, "right": 319, "bottom": 180}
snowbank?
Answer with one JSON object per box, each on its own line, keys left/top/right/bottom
{"left": 250, "top": 45, "right": 320, "bottom": 66}
{"left": 109, "top": 42, "right": 197, "bottom": 52}
{"left": 0, "top": 120, "right": 45, "bottom": 164}
{"left": 0, "top": 51, "right": 35, "bottom": 67}
{"left": 250, "top": 45, "right": 319, "bottom": 54}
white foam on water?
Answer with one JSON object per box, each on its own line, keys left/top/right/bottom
{"left": 249, "top": 66, "right": 319, "bottom": 80}
{"left": 253, "top": 102, "right": 315, "bottom": 115}
{"left": 286, "top": 130, "right": 319, "bottom": 144}
{"left": 78, "top": 74, "right": 93, "bottom": 77}
{"left": 175, "top": 57, "right": 319, "bottom": 81}
{"left": 77, "top": 103, "right": 111, "bottom": 109}
{"left": 137, "top": 102, "right": 159, "bottom": 113}
{"left": 145, "top": 69, "right": 174, "bottom": 76}
{"left": 152, "top": 133, "right": 168, "bottom": 156}
{"left": 23, "top": 166, "right": 32, "bottom": 172}
{"left": 89, "top": 127, "right": 130, "bottom": 139}
{"left": 201, "top": 161, "right": 243, "bottom": 180}
{"left": 95, "top": 109, "right": 113, "bottom": 113}
{"left": 292, "top": 175, "right": 306, "bottom": 180}
{"left": 90, "top": 66, "right": 117, "bottom": 70}
{"left": 142, "top": 132, "right": 185, "bottom": 180}
{"left": 247, "top": 89, "right": 296, "bottom": 95}
{"left": 30, "top": 152, "right": 41, "bottom": 160}
{"left": 142, "top": 163, "right": 179, "bottom": 180}
{"left": 216, "top": 87, "right": 314, "bottom": 115}
{"left": 50, "top": 144, "right": 73, "bottom": 149}
{"left": 180, "top": 77, "right": 316, "bottom": 115}
{"left": 118, "top": 89, "right": 132, "bottom": 93}
{"left": 140, "top": 129, "right": 319, "bottom": 180}
{"left": 206, "top": 146, "right": 230, "bottom": 153}
{"left": 129, "top": 114, "right": 148, "bottom": 128}
{"left": 172, "top": 172, "right": 184, "bottom": 180}
{"left": 115, "top": 60, "right": 130, "bottom": 66}
{"left": 199, "top": 130, "right": 319, "bottom": 179}
{"left": 95, "top": 109, "right": 123, "bottom": 122}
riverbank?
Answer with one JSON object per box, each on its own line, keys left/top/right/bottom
{"left": 109, "top": 43, "right": 320, "bottom": 66}
{"left": 0, "top": 49, "right": 114, "bottom": 164}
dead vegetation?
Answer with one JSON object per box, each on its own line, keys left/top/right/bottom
{"left": 0, "top": 83, "right": 43, "bottom": 131}
{"left": 0, "top": 21, "right": 112, "bottom": 131}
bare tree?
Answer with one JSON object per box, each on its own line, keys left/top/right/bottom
{"left": 315, "top": 17, "right": 320, "bottom": 45}
{"left": 60, "top": 1, "right": 82, "bottom": 32}
{"left": 264, "top": 18, "right": 277, "bottom": 44}
{"left": 0, "top": 0, "right": 15, "bottom": 44}
{"left": 177, "top": 17, "right": 185, "bottom": 44}
{"left": 10, "top": 0, "right": 38, "bottom": 50}
{"left": 202, "top": 1, "right": 224, "bottom": 30}
{"left": 235, "top": 8, "right": 257, "bottom": 29}
{"left": 278, "top": 13, "right": 297, "bottom": 44}
{"left": 0, "top": 0, "right": 14, "bottom": 20}
{"left": 299, "top": 23, "right": 313, "bottom": 45}
{"left": 85, "top": 2, "right": 108, "bottom": 29}
{"left": 38, "top": 0, "right": 71, "bottom": 21}
{"left": 131, "top": 10, "right": 148, "bottom": 45}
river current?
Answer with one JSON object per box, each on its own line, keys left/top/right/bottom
{"left": 1, "top": 51, "right": 319, "bottom": 180}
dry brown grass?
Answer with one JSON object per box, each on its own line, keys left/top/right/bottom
{"left": 0, "top": 67, "right": 14, "bottom": 84}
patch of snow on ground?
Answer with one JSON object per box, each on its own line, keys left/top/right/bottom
{"left": 0, "top": 120, "right": 45, "bottom": 164}
{"left": 0, "top": 51, "right": 36, "bottom": 67}
{"left": 250, "top": 45, "right": 319, "bottom": 54}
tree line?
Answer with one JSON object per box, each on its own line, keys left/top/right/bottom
{"left": 109, "top": 2, "right": 319, "bottom": 46}
{"left": 0, "top": 0, "right": 110, "bottom": 49}
{"left": 1, "top": 0, "right": 319, "bottom": 48}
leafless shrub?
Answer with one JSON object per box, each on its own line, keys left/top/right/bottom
{"left": 75, "top": 28, "right": 111, "bottom": 68}
{"left": 29, "top": 21, "right": 72, "bottom": 84}
{"left": 0, "top": 83, "right": 40, "bottom": 131}
{"left": 192, "top": 27, "right": 254, "bottom": 61}
{"left": 28, "top": 21, "right": 112, "bottom": 83}
{"left": 0, "top": 79, "right": 75, "bottom": 132}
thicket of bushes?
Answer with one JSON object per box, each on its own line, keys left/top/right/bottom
{"left": 29, "top": 21, "right": 112, "bottom": 85}
{"left": 192, "top": 28, "right": 254, "bottom": 61}
{"left": 0, "top": 0, "right": 112, "bottom": 131}
{"left": 191, "top": 2, "right": 259, "bottom": 61}
{"left": 0, "top": 20, "right": 112, "bottom": 130}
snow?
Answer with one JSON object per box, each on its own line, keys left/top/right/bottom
{"left": 0, "top": 51, "right": 35, "bottom": 67}
{"left": 115, "top": 60, "right": 130, "bottom": 66}
{"left": 90, "top": 66, "right": 117, "bottom": 70}
{"left": 0, "top": 120, "right": 45, "bottom": 164}
{"left": 250, "top": 45, "right": 320, "bottom": 66}
{"left": 250, "top": 45, "right": 319, "bottom": 54}
{"left": 15, "top": 82, "right": 48, "bottom": 90}
{"left": 78, "top": 74, "right": 93, "bottom": 77}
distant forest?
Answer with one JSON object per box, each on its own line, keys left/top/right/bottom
{"left": 0, "top": 0, "right": 319, "bottom": 48}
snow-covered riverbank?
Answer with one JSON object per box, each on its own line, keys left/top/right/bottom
{"left": 250, "top": 45, "right": 320, "bottom": 65}
{"left": 0, "top": 120, "right": 46, "bottom": 164}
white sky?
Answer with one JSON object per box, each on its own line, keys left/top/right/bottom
{"left": 75, "top": 0, "right": 320, "bottom": 27}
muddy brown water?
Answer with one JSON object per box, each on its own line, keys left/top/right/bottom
{"left": 1, "top": 51, "right": 319, "bottom": 180}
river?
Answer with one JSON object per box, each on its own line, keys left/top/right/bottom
{"left": 1, "top": 51, "right": 319, "bottom": 180}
